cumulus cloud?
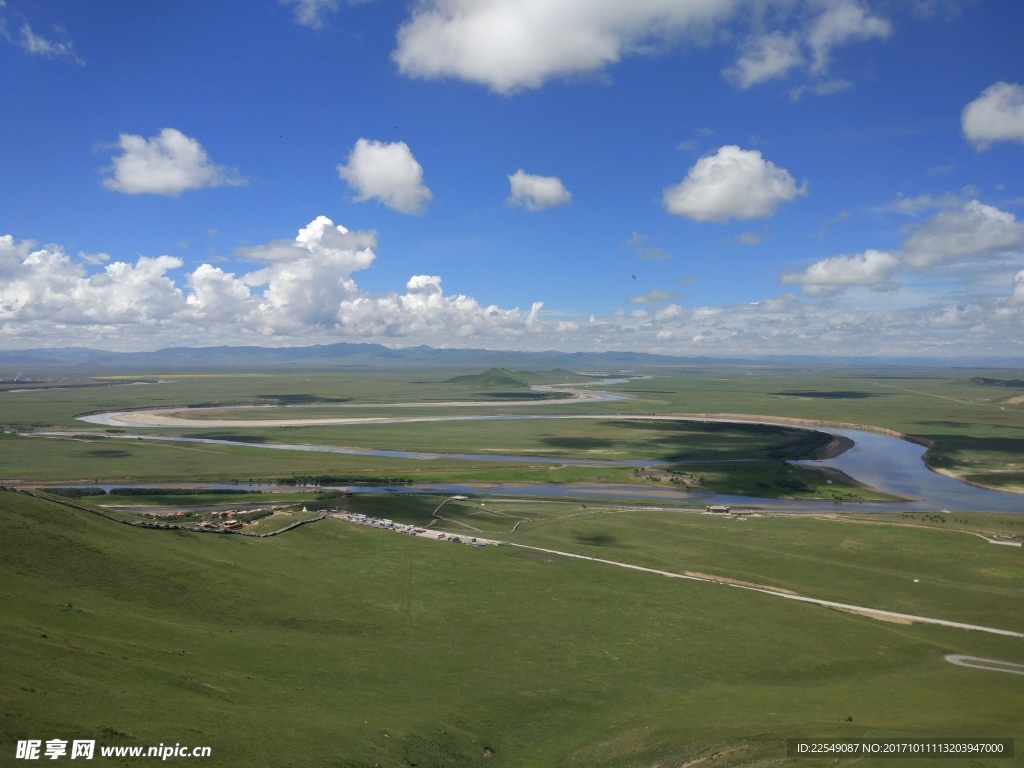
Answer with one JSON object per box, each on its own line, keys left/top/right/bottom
{"left": 102, "top": 128, "right": 246, "bottom": 196}
{"left": 4, "top": 216, "right": 1024, "bottom": 356}
{"left": 724, "top": 32, "right": 802, "bottom": 89}
{"left": 392, "top": 0, "right": 739, "bottom": 94}
{"left": 0, "top": 218, "right": 546, "bottom": 347}
{"left": 902, "top": 201, "right": 1024, "bottom": 267}
{"left": 961, "top": 82, "right": 1024, "bottom": 150}
{"left": 337, "top": 139, "right": 432, "bottom": 215}
{"left": 0, "top": 235, "right": 184, "bottom": 326}
{"left": 807, "top": 0, "right": 891, "bottom": 73}
{"left": 506, "top": 170, "right": 572, "bottom": 211}
{"left": 781, "top": 249, "right": 900, "bottom": 296}
{"left": 280, "top": 0, "right": 339, "bottom": 28}
{"left": 663, "top": 145, "right": 806, "bottom": 222}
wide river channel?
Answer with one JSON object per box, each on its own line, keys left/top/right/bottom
{"left": 75, "top": 379, "right": 1023, "bottom": 513}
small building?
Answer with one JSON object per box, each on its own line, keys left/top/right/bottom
{"left": 706, "top": 505, "right": 730, "bottom": 514}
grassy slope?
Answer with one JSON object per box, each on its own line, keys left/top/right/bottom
{"left": 4, "top": 491, "right": 1022, "bottom": 767}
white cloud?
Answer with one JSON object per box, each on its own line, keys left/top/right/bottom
{"left": 757, "top": 292, "right": 799, "bottom": 314}
{"left": 0, "top": 219, "right": 544, "bottom": 347}
{"left": 888, "top": 191, "right": 965, "bottom": 215}
{"left": 1010, "top": 270, "right": 1024, "bottom": 307}
{"left": 77, "top": 251, "right": 111, "bottom": 265}
{"left": 0, "top": 235, "right": 184, "bottom": 326}
{"left": 102, "top": 128, "right": 246, "bottom": 196}
{"left": 788, "top": 78, "right": 851, "bottom": 101}
{"left": 902, "top": 201, "right": 1024, "bottom": 267}
{"left": 733, "top": 231, "right": 762, "bottom": 245}
{"left": 720, "top": 1, "right": 890, "bottom": 93}
{"left": 4, "top": 217, "right": 1024, "bottom": 357}
{"left": 392, "top": 0, "right": 740, "bottom": 94}
{"left": 238, "top": 216, "right": 378, "bottom": 264}
{"left": 629, "top": 288, "right": 676, "bottom": 305}
{"left": 724, "top": 32, "right": 802, "bottom": 89}
{"left": 337, "top": 139, "right": 432, "bottom": 215}
{"left": 19, "top": 23, "right": 82, "bottom": 63}
{"left": 807, "top": 0, "right": 891, "bottom": 73}
{"left": 506, "top": 170, "right": 572, "bottom": 211}
{"left": 663, "top": 145, "right": 806, "bottom": 222}
{"left": 623, "top": 232, "right": 671, "bottom": 261}
{"left": 391, "top": 0, "right": 894, "bottom": 96}
{"left": 280, "top": 0, "right": 339, "bottom": 29}
{"left": 781, "top": 249, "right": 900, "bottom": 296}
{"left": 961, "top": 82, "right": 1024, "bottom": 150}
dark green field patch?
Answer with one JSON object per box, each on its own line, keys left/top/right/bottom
{"left": 257, "top": 393, "right": 353, "bottom": 403}
{"left": 82, "top": 449, "right": 132, "bottom": 458}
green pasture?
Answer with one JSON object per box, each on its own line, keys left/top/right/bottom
{"left": 2, "top": 365, "right": 1024, "bottom": 495}
{"left": 658, "top": 460, "right": 896, "bottom": 500}
{"left": 2, "top": 491, "right": 1022, "bottom": 767}
{"left": 334, "top": 495, "right": 1024, "bottom": 633}
{"left": 0, "top": 432, "right": 883, "bottom": 501}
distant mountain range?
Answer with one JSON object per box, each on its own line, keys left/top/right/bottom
{"left": 0, "top": 342, "right": 715, "bottom": 371}
{"left": 0, "top": 343, "right": 1019, "bottom": 371}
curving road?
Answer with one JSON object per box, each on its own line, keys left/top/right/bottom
{"left": 943, "top": 655, "right": 1024, "bottom": 675}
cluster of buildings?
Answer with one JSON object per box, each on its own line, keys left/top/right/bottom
{"left": 334, "top": 511, "right": 490, "bottom": 546}
{"left": 705, "top": 505, "right": 759, "bottom": 518}
{"left": 335, "top": 512, "right": 425, "bottom": 536}
{"left": 195, "top": 518, "right": 244, "bottom": 531}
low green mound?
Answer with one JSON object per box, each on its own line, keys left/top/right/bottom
{"left": 967, "top": 376, "right": 1024, "bottom": 388}
{"left": 445, "top": 367, "right": 528, "bottom": 388}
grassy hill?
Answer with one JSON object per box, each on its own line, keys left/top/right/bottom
{"left": 444, "top": 368, "right": 530, "bottom": 388}
{"left": 2, "top": 490, "right": 1023, "bottom": 766}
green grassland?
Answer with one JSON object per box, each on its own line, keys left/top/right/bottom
{"left": 329, "top": 495, "right": 1024, "bottom": 633}
{"left": 3, "top": 490, "right": 1022, "bottom": 767}
{"left": 2, "top": 365, "right": 1022, "bottom": 497}
{"left": 0, "top": 431, "right": 891, "bottom": 502}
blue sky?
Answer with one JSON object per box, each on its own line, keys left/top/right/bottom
{"left": 1, "top": 0, "right": 1023, "bottom": 356}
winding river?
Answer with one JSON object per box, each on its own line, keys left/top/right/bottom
{"left": 74, "top": 379, "right": 1023, "bottom": 513}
